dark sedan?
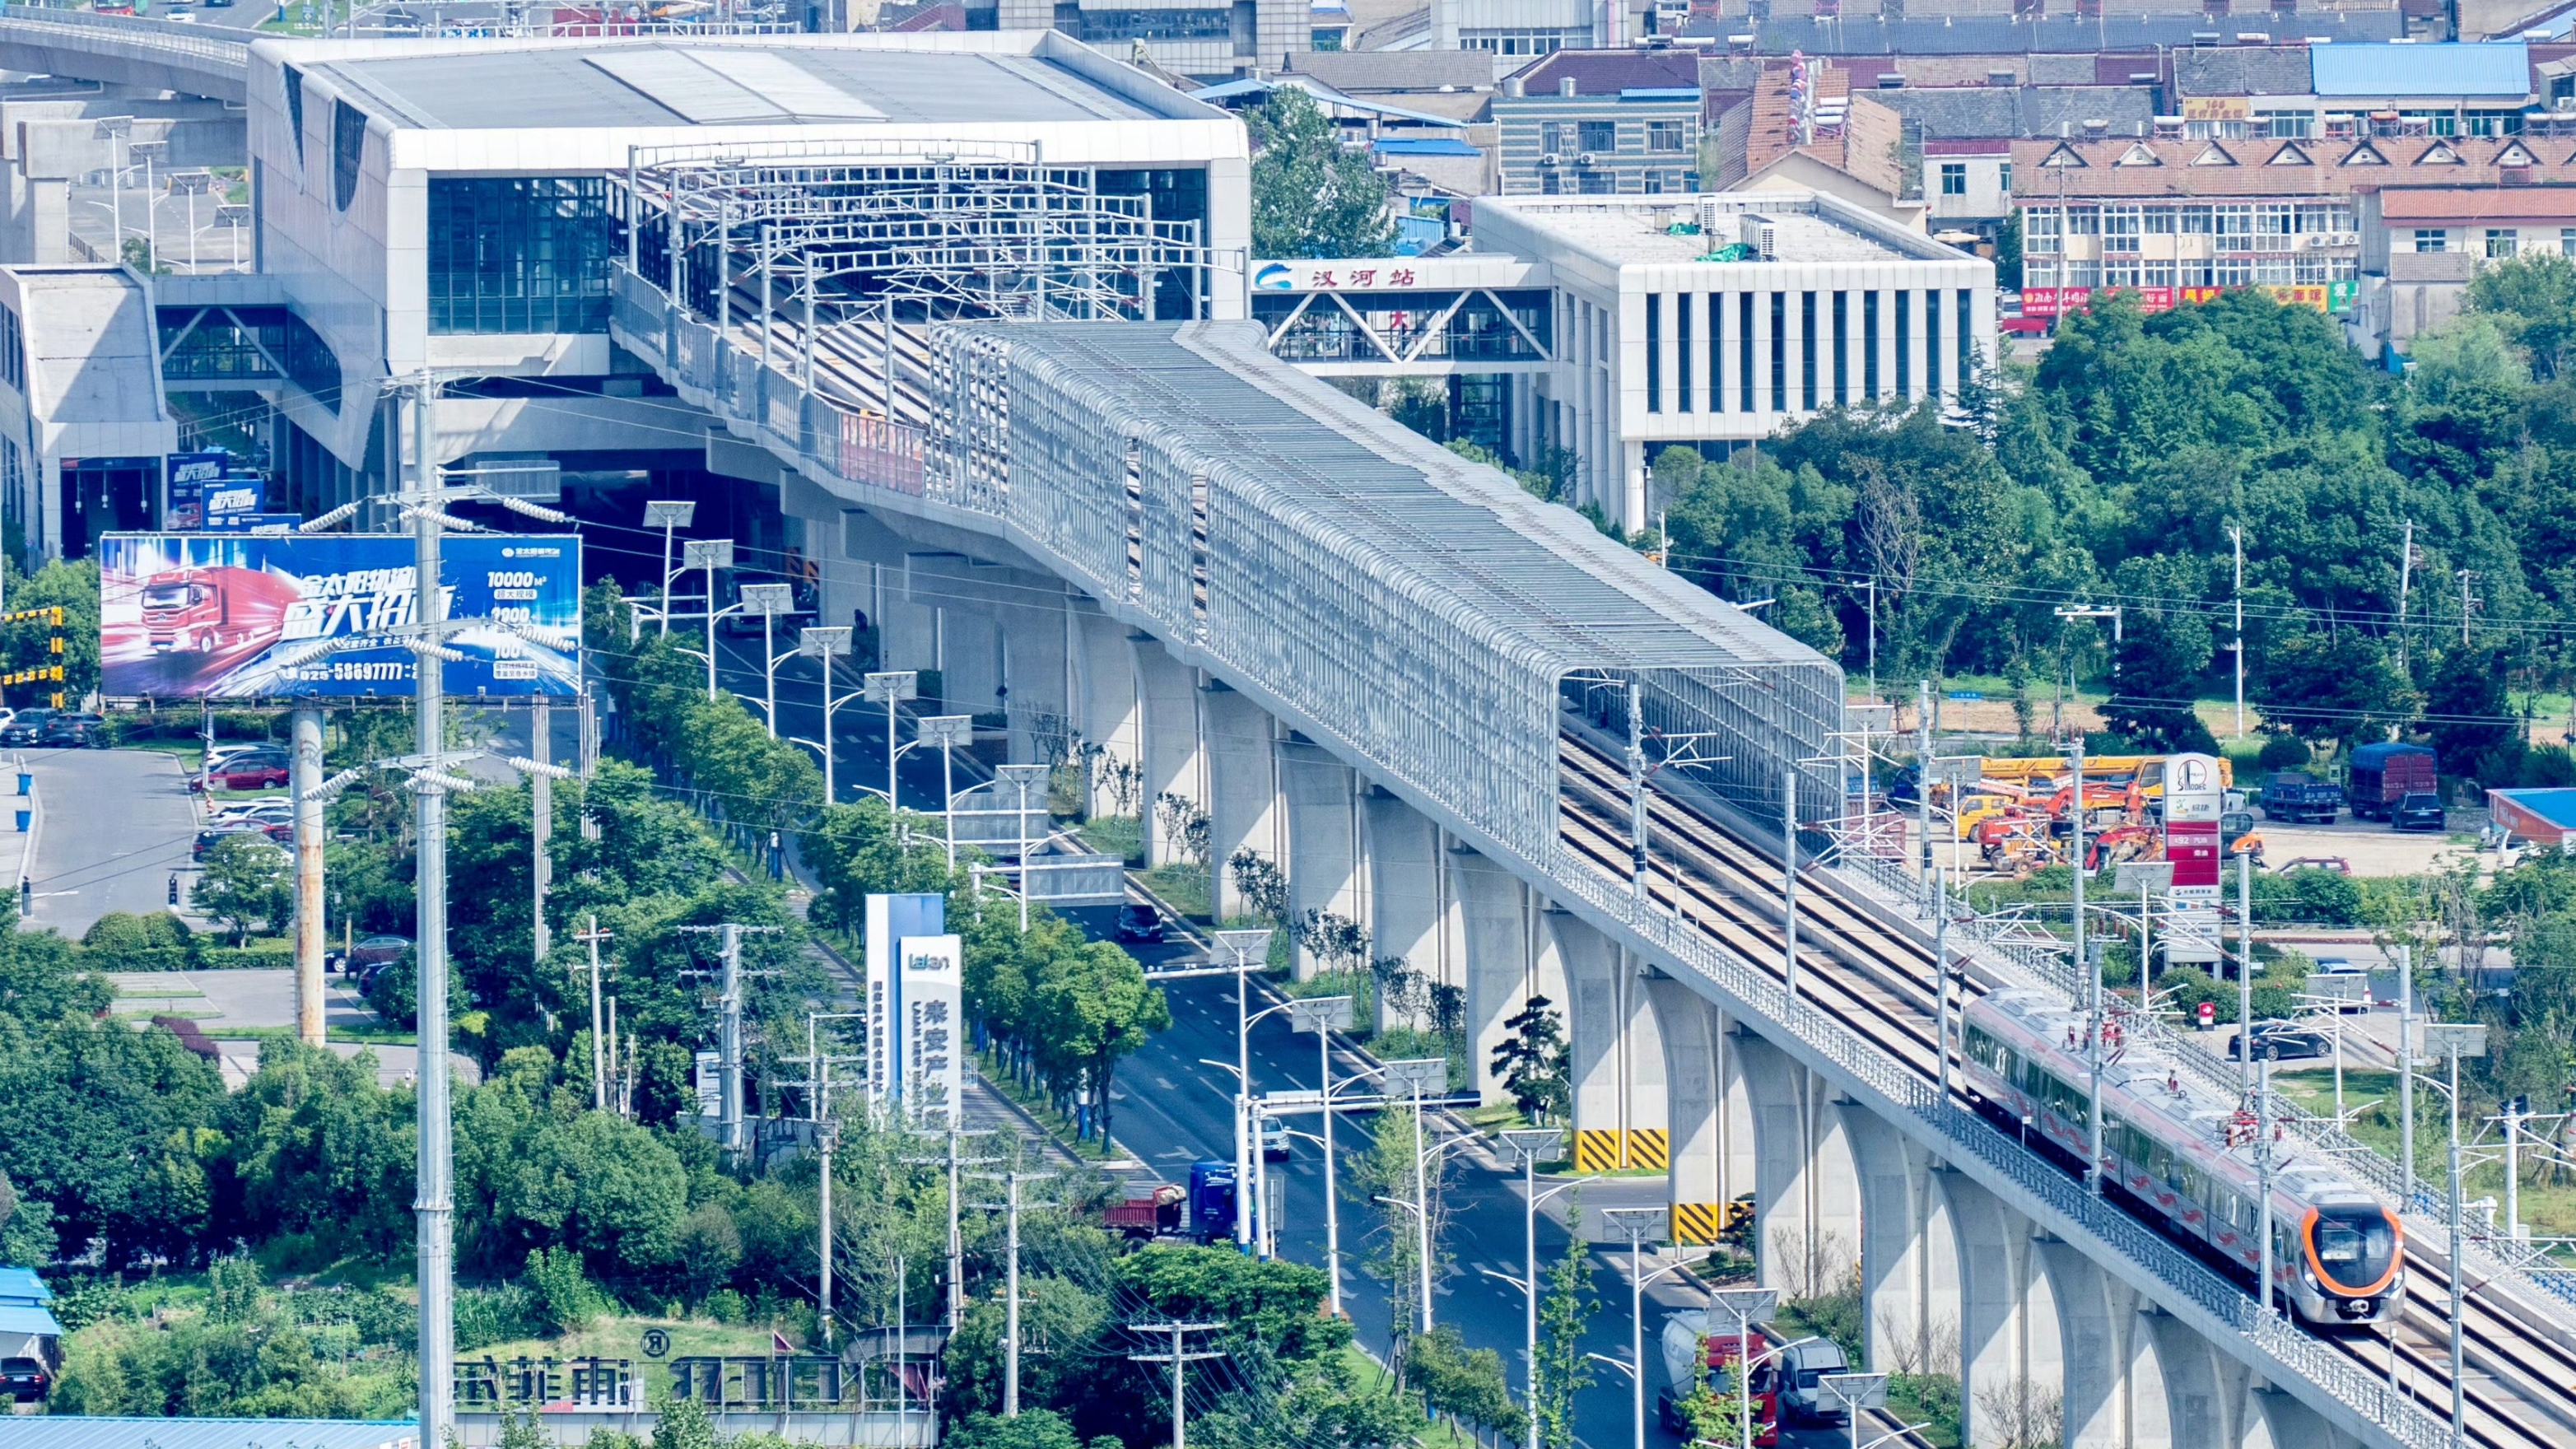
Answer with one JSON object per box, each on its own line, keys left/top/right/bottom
{"left": 37, "top": 712, "right": 103, "bottom": 748}
{"left": 0, "top": 709, "right": 56, "bottom": 747}
{"left": 2392, "top": 792, "right": 2447, "bottom": 832}
{"left": 2228, "top": 1026, "right": 2332, "bottom": 1062}
{"left": 0, "top": 1355, "right": 49, "bottom": 1402}
{"left": 193, "top": 819, "right": 290, "bottom": 859}
{"left": 1116, "top": 903, "right": 1166, "bottom": 943}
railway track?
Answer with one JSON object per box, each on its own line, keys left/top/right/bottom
{"left": 1553, "top": 731, "right": 2576, "bottom": 1447}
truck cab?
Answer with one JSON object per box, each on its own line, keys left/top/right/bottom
{"left": 1187, "top": 1160, "right": 1238, "bottom": 1243}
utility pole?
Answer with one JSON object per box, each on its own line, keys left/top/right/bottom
{"left": 1498, "top": 1129, "right": 1565, "bottom": 1449}
{"left": 291, "top": 706, "right": 325, "bottom": 1046}
{"left": 2071, "top": 734, "right": 2099, "bottom": 1195}
{"left": 1782, "top": 770, "right": 1800, "bottom": 1001}
{"left": 1128, "top": 1322, "right": 1226, "bottom": 1449}
{"left": 971, "top": 1170, "right": 1057, "bottom": 1415}
{"left": 2237, "top": 850, "right": 2255, "bottom": 1091}
{"left": 2397, "top": 519, "right": 2416, "bottom": 671}
{"left": 906, "top": 1125, "right": 998, "bottom": 1330}
{"left": 643, "top": 500, "right": 696, "bottom": 637}
{"left": 577, "top": 916, "right": 611, "bottom": 1111}
{"left": 531, "top": 697, "right": 552, "bottom": 960}
{"left": 1626, "top": 678, "right": 1650, "bottom": 907}
{"left": 2421, "top": 1020, "right": 2488, "bottom": 1448}
{"left": 1916, "top": 679, "right": 1933, "bottom": 917}
{"left": 2229, "top": 524, "right": 2245, "bottom": 740}
{"left": 2255, "top": 1050, "right": 2276, "bottom": 1316}
{"left": 2398, "top": 943, "right": 2416, "bottom": 1205}
{"left": 2458, "top": 569, "right": 2478, "bottom": 646}
{"left": 678, "top": 923, "right": 781, "bottom": 1166}
{"left": 408, "top": 368, "right": 457, "bottom": 1449}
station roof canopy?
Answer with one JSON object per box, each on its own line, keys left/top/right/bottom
{"left": 0, "top": 1422, "right": 416, "bottom": 1449}
{"left": 282, "top": 35, "right": 1189, "bottom": 131}
{"left": 2309, "top": 41, "right": 2532, "bottom": 99}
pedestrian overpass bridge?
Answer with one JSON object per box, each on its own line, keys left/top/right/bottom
{"left": 603, "top": 186, "right": 2576, "bottom": 1446}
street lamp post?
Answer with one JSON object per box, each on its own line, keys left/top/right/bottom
{"left": 1707, "top": 1288, "right": 1781, "bottom": 1449}
{"left": 1382, "top": 1056, "right": 1451, "bottom": 1330}
{"left": 1601, "top": 1207, "right": 1688, "bottom": 1449}
{"left": 917, "top": 715, "right": 976, "bottom": 869}
{"left": 644, "top": 501, "right": 696, "bottom": 636}
{"left": 1496, "top": 1130, "right": 1589, "bottom": 1449}
{"left": 1213, "top": 928, "right": 1274, "bottom": 1251}
{"left": 738, "top": 583, "right": 796, "bottom": 738}
{"left": 863, "top": 671, "right": 920, "bottom": 817}
{"left": 794, "top": 627, "right": 856, "bottom": 805}
{"left": 1821, "top": 1373, "right": 1889, "bottom": 1449}
{"left": 682, "top": 538, "right": 735, "bottom": 699}
{"left": 996, "top": 763, "right": 1050, "bottom": 932}
{"left": 1288, "top": 995, "right": 1356, "bottom": 1312}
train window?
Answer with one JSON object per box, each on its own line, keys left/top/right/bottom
{"left": 2316, "top": 1221, "right": 2363, "bottom": 1262}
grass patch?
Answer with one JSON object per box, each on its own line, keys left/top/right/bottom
{"left": 214, "top": 1024, "right": 422, "bottom": 1047}
{"left": 1887, "top": 1372, "right": 1963, "bottom": 1447}
{"left": 116, "top": 1009, "right": 221, "bottom": 1022}
{"left": 1138, "top": 863, "right": 1210, "bottom": 920}
{"left": 1079, "top": 814, "right": 1143, "bottom": 867}
{"left": 467, "top": 1316, "right": 785, "bottom": 1368}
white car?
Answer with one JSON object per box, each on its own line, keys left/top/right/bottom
{"left": 1259, "top": 1116, "right": 1289, "bottom": 1161}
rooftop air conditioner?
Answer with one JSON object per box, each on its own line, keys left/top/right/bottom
{"left": 1577, "top": 151, "right": 1598, "bottom": 165}
{"left": 1740, "top": 212, "right": 1777, "bottom": 259}
{"left": 1540, "top": 152, "right": 1562, "bottom": 165}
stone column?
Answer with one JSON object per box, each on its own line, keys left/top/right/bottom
{"left": 1731, "top": 1032, "right": 1860, "bottom": 1298}
{"left": 1074, "top": 607, "right": 1143, "bottom": 823}
{"left": 1363, "top": 785, "right": 1449, "bottom": 1015}
{"left": 1554, "top": 911, "right": 1666, "bottom": 1174}
{"left": 1201, "top": 680, "right": 1282, "bottom": 922}
{"left": 1281, "top": 738, "right": 1363, "bottom": 979}
{"left": 1130, "top": 637, "right": 1201, "bottom": 869}
{"left": 1455, "top": 846, "right": 1533, "bottom": 1105}
{"left": 1642, "top": 975, "right": 1749, "bottom": 1246}
{"left": 993, "top": 584, "right": 1069, "bottom": 766}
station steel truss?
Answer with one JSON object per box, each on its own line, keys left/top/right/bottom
{"left": 613, "top": 251, "right": 2486, "bottom": 1443}
{"left": 612, "top": 139, "right": 1213, "bottom": 370}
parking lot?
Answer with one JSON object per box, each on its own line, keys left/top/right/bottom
{"left": 109, "top": 967, "right": 480, "bottom": 1091}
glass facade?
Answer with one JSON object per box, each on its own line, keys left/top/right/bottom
{"left": 428, "top": 176, "right": 615, "bottom": 335}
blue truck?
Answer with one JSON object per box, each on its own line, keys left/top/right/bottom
{"left": 1188, "top": 1160, "right": 1239, "bottom": 1243}
{"left": 2260, "top": 772, "right": 2345, "bottom": 825}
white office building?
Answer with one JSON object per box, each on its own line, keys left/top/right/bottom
{"left": 240, "top": 31, "right": 1249, "bottom": 542}
{"left": 1471, "top": 190, "right": 1996, "bottom": 532}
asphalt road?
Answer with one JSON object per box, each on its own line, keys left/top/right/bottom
{"left": 23, "top": 746, "right": 198, "bottom": 937}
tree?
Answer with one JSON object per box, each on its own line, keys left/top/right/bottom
{"left": 2101, "top": 606, "right": 2219, "bottom": 754}
{"left": 196, "top": 835, "right": 293, "bottom": 945}
{"left": 2249, "top": 629, "right": 2421, "bottom": 752}
{"left": 1489, "top": 996, "right": 1570, "bottom": 1124}
{"left": 1533, "top": 1197, "right": 1595, "bottom": 1449}
{"left": 1245, "top": 86, "right": 1395, "bottom": 259}
{"left": 2424, "top": 645, "right": 2516, "bottom": 771}
{"left": 1027, "top": 936, "right": 1169, "bottom": 1146}
{"left": 2467, "top": 249, "right": 2576, "bottom": 379}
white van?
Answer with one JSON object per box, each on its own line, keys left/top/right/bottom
{"left": 1777, "top": 1339, "right": 1853, "bottom": 1425}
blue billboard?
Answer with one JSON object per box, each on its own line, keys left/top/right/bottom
{"left": 99, "top": 533, "right": 581, "bottom": 700}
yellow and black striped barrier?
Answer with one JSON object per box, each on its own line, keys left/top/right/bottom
{"left": 1573, "top": 1127, "right": 1671, "bottom": 1172}
{"left": 1672, "top": 1202, "right": 1724, "bottom": 1245}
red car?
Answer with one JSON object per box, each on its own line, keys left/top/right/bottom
{"left": 193, "top": 752, "right": 290, "bottom": 792}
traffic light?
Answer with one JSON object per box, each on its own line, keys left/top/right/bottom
{"left": 168, "top": 875, "right": 180, "bottom": 907}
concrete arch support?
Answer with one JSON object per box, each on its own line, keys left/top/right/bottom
{"left": 1073, "top": 608, "right": 1142, "bottom": 820}
{"left": 1130, "top": 638, "right": 1200, "bottom": 867}
{"left": 1730, "top": 1031, "right": 1860, "bottom": 1299}
{"left": 1843, "top": 1107, "right": 1959, "bottom": 1385}
{"left": 1944, "top": 1171, "right": 2066, "bottom": 1449}
{"left": 1363, "top": 787, "right": 1448, "bottom": 1003}
{"left": 1552, "top": 911, "right": 1666, "bottom": 1172}
{"left": 2033, "top": 1237, "right": 2173, "bottom": 1448}
{"left": 1454, "top": 846, "right": 1536, "bottom": 1104}
{"left": 1202, "top": 681, "right": 1283, "bottom": 921}
{"left": 2144, "top": 1311, "right": 2256, "bottom": 1449}
{"left": 1280, "top": 740, "right": 1364, "bottom": 979}
{"left": 1641, "top": 976, "right": 1753, "bottom": 1245}
{"left": 994, "top": 585, "right": 1070, "bottom": 766}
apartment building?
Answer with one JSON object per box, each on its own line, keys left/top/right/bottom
{"left": 2353, "top": 182, "right": 2576, "bottom": 356}
{"left": 1493, "top": 48, "right": 1706, "bottom": 195}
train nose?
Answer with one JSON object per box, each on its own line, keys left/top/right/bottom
{"left": 2337, "top": 1296, "right": 2378, "bottom": 1321}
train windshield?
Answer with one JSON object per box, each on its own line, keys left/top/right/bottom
{"left": 2311, "top": 1207, "right": 2399, "bottom": 1293}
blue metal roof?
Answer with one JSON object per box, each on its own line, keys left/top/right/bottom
{"left": 2492, "top": 787, "right": 2576, "bottom": 830}
{"left": 0, "top": 1307, "right": 60, "bottom": 1336}
{"left": 0, "top": 1424, "right": 415, "bottom": 1449}
{"left": 1618, "top": 86, "right": 1700, "bottom": 101}
{"left": 2310, "top": 42, "right": 2532, "bottom": 99}
{"left": 0, "top": 1270, "right": 52, "bottom": 1305}
{"left": 1373, "top": 137, "right": 1481, "bottom": 156}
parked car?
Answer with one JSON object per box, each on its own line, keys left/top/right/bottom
{"left": 212, "top": 799, "right": 296, "bottom": 825}
{"left": 2392, "top": 792, "right": 2447, "bottom": 833}
{"left": 0, "top": 709, "right": 56, "bottom": 747}
{"left": 1259, "top": 1115, "right": 1289, "bottom": 1161}
{"left": 194, "top": 750, "right": 290, "bottom": 791}
{"left": 38, "top": 712, "right": 104, "bottom": 748}
{"left": 192, "top": 818, "right": 288, "bottom": 859}
{"left": 0, "top": 1355, "right": 49, "bottom": 1402}
{"left": 2277, "top": 855, "right": 2353, "bottom": 876}
{"left": 2229, "top": 1025, "right": 2331, "bottom": 1061}
{"left": 339, "top": 934, "right": 413, "bottom": 976}
{"left": 2311, "top": 958, "right": 2372, "bottom": 1013}
{"left": 2260, "top": 773, "right": 2345, "bottom": 824}
{"left": 1116, "top": 902, "right": 1165, "bottom": 943}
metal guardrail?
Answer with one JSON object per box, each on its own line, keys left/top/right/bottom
{"left": 609, "top": 263, "right": 2450, "bottom": 1448}
{"left": 1833, "top": 845, "right": 2576, "bottom": 1328}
